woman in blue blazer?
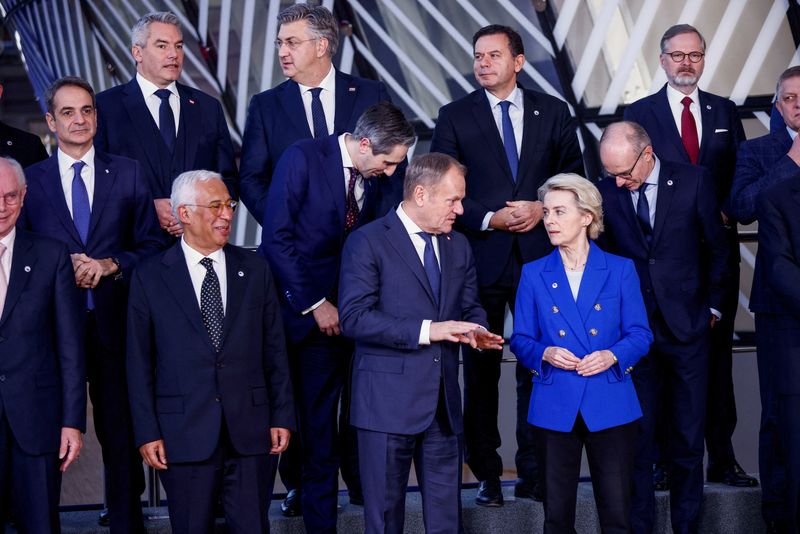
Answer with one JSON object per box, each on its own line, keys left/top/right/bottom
{"left": 511, "top": 174, "right": 653, "bottom": 533}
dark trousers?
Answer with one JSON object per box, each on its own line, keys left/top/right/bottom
{"left": 463, "top": 252, "right": 538, "bottom": 483}
{"left": 160, "top": 423, "right": 276, "bottom": 534}
{"left": 293, "top": 330, "right": 357, "bottom": 533}
{"left": 357, "top": 392, "right": 462, "bottom": 534}
{"left": 756, "top": 313, "right": 787, "bottom": 523}
{"left": 779, "top": 394, "right": 800, "bottom": 534}
{"left": 537, "top": 415, "right": 637, "bottom": 534}
{"left": 631, "top": 317, "right": 709, "bottom": 534}
{"left": 86, "top": 312, "right": 145, "bottom": 534}
{"left": 0, "top": 410, "right": 61, "bottom": 534}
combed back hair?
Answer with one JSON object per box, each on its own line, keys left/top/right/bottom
{"left": 538, "top": 173, "right": 604, "bottom": 240}
{"left": 2, "top": 157, "right": 26, "bottom": 188}
{"left": 131, "top": 12, "right": 181, "bottom": 48}
{"left": 660, "top": 24, "right": 706, "bottom": 53}
{"left": 353, "top": 101, "right": 416, "bottom": 155}
{"left": 278, "top": 3, "right": 340, "bottom": 57}
{"left": 170, "top": 170, "right": 223, "bottom": 218}
{"left": 473, "top": 24, "right": 524, "bottom": 57}
{"left": 44, "top": 76, "right": 95, "bottom": 115}
{"left": 403, "top": 153, "right": 466, "bottom": 201}
{"left": 776, "top": 66, "right": 800, "bottom": 96}
{"left": 599, "top": 121, "right": 652, "bottom": 156}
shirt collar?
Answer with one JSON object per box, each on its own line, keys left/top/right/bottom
{"left": 338, "top": 133, "right": 355, "bottom": 169}
{"left": 396, "top": 202, "right": 425, "bottom": 236}
{"left": 181, "top": 237, "right": 225, "bottom": 266}
{"left": 57, "top": 146, "right": 95, "bottom": 175}
{"left": 297, "top": 65, "right": 336, "bottom": 95}
{"left": 643, "top": 155, "right": 661, "bottom": 186}
{"left": 787, "top": 126, "right": 798, "bottom": 141}
{"left": 136, "top": 72, "right": 178, "bottom": 98}
{"left": 0, "top": 226, "right": 16, "bottom": 252}
{"left": 666, "top": 83, "right": 700, "bottom": 109}
{"left": 485, "top": 86, "right": 523, "bottom": 110}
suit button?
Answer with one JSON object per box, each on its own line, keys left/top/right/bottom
{"left": 589, "top": 328, "right": 598, "bottom": 336}
{"left": 434, "top": 357, "right": 440, "bottom": 363}
{"left": 0, "top": 375, "right": 5, "bottom": 382}
{"left": 558, "top": 329, "right": 566, "bottom": 338}
{"left": 594, "top": 303, "right": 602, "bottom": 311}
{"left": 215, "top": 396, "right": 221, "bottom": 402}
{"left": 648, "top": 259, "right": 656, "bottom": 265}
{"left": 216, "top": 362, "right": 224, "bottom": 368}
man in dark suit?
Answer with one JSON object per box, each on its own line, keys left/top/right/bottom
{"left": 623, "top": 24, "right": 753, "bottom": 489}
{"left": 429, "top": 24, "right": 584, "bottom": 506}
{"left": 756, "top": 177, "right": 800, "bottom": 534}
{"left": 20, "top": 77, "right": 163, "bottom": 534}
{"left": 339, "top": 153, "right": 503, "bottom": 534}
{"left": 95, "top": 11, "right": 237, "bottom": 239}
{"left": 730, "top": 66, "right": 800, "bottom": 533}
{"left": 259, "top": 101, "right": 415, "bottom": 533}
{"left": 239, "top": 2, "right": 399, "bottom": 225}
{"left": 126, "top": 170, "right": 294, "bottom": 534}
{"left": 0, "top": 156, "right": 85, "bottom": 534}
{"left": 0, "top": 83, "right": 48, "bottom": 168}
{"left": 598, "top": 121, "right": 729, "bottom": 534}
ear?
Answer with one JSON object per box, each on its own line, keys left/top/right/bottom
{"left": 45, "top": 113, "right": 57, "bottom": 134}
{"left": 659, "top": 53, "right": 669, "bottom": 72}
{"left": 316, "top": 37, "right": 328, "bottom": 58}
{"left": 177, "top": 204, "right": 192, "bottom": 225}
{"left": 358, "top": 137, "right": 371, "bottom": 154}
{"left": 131, "top": 45, "right": 143, "bottom": 64}
{"left": 513, "top": 54, "right": 525, "bottom": 74}
{"left": 413, "top": 184, "right": 426, "bottom": 207}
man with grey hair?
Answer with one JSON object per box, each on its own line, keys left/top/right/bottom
{"left": 96, "top": 11, "right": 237, "bottom": 239}
{"left": 598, "top": 121, "right": 729, "bottom": 534}
{"left": 259, "top": 101, "right": 414, "bottom": 532}
{"left": 127, "top": 169, "right": 294, "bottom": 534}
{"left": 624, "top": 23, "right": 753, "bottom": 493}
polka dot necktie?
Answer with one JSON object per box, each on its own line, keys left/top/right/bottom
{"left": 199, "top": 257, "right": 224, "bottom": 352}
{"left": 345, "top": 168, "right": 361, "bottom": 232}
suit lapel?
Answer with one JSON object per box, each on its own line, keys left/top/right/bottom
{"left": 87, "top": 152, "right": 118, "bottom": 242}
{"left": 122, "top": 79, "right": 165, "bottom": 181}
{"left": 175, "top": 84, "right": 200, "bottom": 170}
{"left": 279, "top": 81, "right": 313, "bottom": 138}
{"left": 651, "top": 163, "right": 676, "bottom": 246}
{"left": 321, "top": 137, "right": 346, "bottom": 230}
{"left": 0, "top": 233, "right": 37, "bottom": 327}
{"left": 574, "top": 243, "right": 609, "bottom": 324}
{"left": 472, "top": 91, "right": 514, "bottom": 186}
{"left": 613, "top": 183, "right": 648, "bottom": 250}
{"left": 517, "top": 89, "right": 541, "bottom": 187}
{"left": 539, "top": 250, "right": 591, "bottom": 353}
{"left": 219, "top": 245, "right": 245, "bottom": 353}
{"left": 697, "top": 90, "right": 713, "bottom": 164}
{"left": 37, "top": 156, "right": 83, "bottom": 247}
{"left": 334, "top": 71, "right": 357, "bottom": 134}
{"left": 384, "top": 213, "right": 437, "bottom": 307}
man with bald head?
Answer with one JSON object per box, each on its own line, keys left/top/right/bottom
{"left": 598, "top": 121, "right": 729, "bottom": 534}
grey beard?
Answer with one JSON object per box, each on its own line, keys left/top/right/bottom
{"left": 673, "top": 73, "right": 698, "bottom": 87}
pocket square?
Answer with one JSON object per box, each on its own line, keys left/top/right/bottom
{"left": 714, "top": 128, "right": 728, "bottom": 133}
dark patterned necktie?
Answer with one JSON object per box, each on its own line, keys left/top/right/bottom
{"left": 155, "top": 88, "right": 176, "bottom": 152}
{"left": 417, "top": 232, "right": 440, "bottom": 305}
{"left": 199, "top": 257, "right": 224, "bottom": 351}
{"left": 345, "top": 168, "right": 361, "bottom": 232}
{"left": 310, "top": 87, "right": 328, "bottom": 139}
{"left": 636, "top": 183, "right": 652, "bottom": 243}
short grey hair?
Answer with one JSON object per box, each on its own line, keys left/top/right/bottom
{"left": 599, "top": 121, "right": 652, "bottom": 157}
{"left": 131, "top": 12, "right": 181, "bottom": 48}
{"left": 538, "top": 173, "right": 604, "bottom": 240}
{"left": 170, "top": 170, "right": 223, "bottom": 218}
{"left": 403, "top": 153, "right": 465, "bottom": 201}
{"left": 776, "top": 66, "right": 800, "bottom": 96}
{"left": 278, "top": 3, "right": 339, "bottom": 57}
{"left": 2, "top": 157, "right": 26, "bottom": 188}
{"left": 660, "top": 24, "right": 706, "bottom": 53}
{"left": 353, "top": 101, "right": 416, "bottom": 156}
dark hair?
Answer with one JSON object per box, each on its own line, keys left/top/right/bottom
{"left": 660, "top": 24, "right": 706, "bottom": 53}
{"left": 44, "top": 76, "right": 95, "bottom": 115}
{"left": 472, "top": 24, "right": 524, "bottom": 57}
{"left": 278, "top": 2, "right": 339, "bottom": 56}
{"left": 777, "top": 66, "right": 800, "bottom": 96}
{"left": 403, "top": 153, "right": 466, "bottom": 200}
{"left": 599, "top": 121, "right": 652, "bottom": 155}
{"left": 353, "top": 101, "right": 416, "bottom": 156}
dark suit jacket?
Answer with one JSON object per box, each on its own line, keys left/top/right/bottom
{"left": 258, "top": 135, "right": 378, "bottom": 344}
{"left": 95, "top": 78, "right": 238, "bottom": 199}
{"left": 0, "top": 230, "right": 85, "bottom": 454}
{"left": 623, "top": 84, "right": 745, "bottom": 218}
{"left": 757, "top": 178, "right": 800, "bottom": 394}
{"left": 239, "top": 70, "right": 392, "bottom": 222}
{"left": 338, "top": 210, "right": 487, "bottom": 435}
{"left": 0, "top": 120, "right": 48, "bottom": 168}
{"left": 430, "top": 86, "right": 584, "bottom": 286}
{"left": 21, "top": 151, "right": 163, "bottom": 349}
{"left": 126, "top": 243, "right": 295, "bottom": 463}
{"left": 598, "top": 160, "right": 729, "bottom": 343}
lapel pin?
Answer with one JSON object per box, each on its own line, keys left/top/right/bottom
{"left": 349, "top": 87, "right": 356, "bottom": 92}
{"left": 6, "top": 140, "right": 12, "bottom": 146}
{"left": 189, "top": 99, "right": 196, "bottom": 104}
{"left": 552, "top": 305, "right": 559, "bottom": 313}
{"left": 105, "top": 169, "right": 110, "bottom": 173}
{"left": 24, "top": 266, "right": 31, "bottom": 272}
{"left": 534, "top": 110, "right": 540, "bottom": 116}
{"left": 706, "top": 105, "right": 711, "bottom": 110}
{"left": 667, "top": 179, "right": 673, "bottom": 186}
{"left": 552, "top": 282, "right": 558, "bottom": 288}
{"left": 238, "top": 270, "right": 244, "bottom": 277}
{"left": 594, "top": 303, "right": 602, "bottom": 311}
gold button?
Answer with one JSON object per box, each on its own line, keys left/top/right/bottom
{"left": 552, "top": 306, "right": 559, "bottom": 313}
{"left": 594, "top": 303, "right": 602, "bottom": 311}
{"left": 589, "top": 328, "right": 598, "bottom": 336}
{"left": 552, "top": 282, "right": 558, "bottom": 289}
{"left": 625, "top": 369, "right": 631, "bottom": 374}
{"left": 558, "top": 329, "right": 566, "bottom": 337}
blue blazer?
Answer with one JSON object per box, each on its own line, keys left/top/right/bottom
{"left": 258, "top": 135, "right": 378, "bottom": 344}
{"left": 430, "top": 86, "right": 585, "bottom": 286}
{"left": 339, "top": 210, "right": 488, "bottom": 435}
{"left": 0, "top": 230, "right": 86, "bottom": 453}
{"left": 510, "top": 243, "right": 652, "bottom": 432}
{"left": 21, "top": 151, "right": 164, "bottom": 348}
{"left": 95, "top": 78, "right": 238, "bottom": 199}
{"left": 126, "top": 243, "right": 295, "bottom": 463}
{"left": 239, "top": 71, "right": 393, "bottom": 222}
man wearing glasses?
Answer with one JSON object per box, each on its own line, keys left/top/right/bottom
{"left": 624, "top": 24, "right": 753, "bottom": 497}
{"left": 598, "top": 121, "right": 729, "bottom": 534}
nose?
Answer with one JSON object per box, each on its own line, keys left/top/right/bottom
{"left": 454, "top": 201, "right": 464, "bottom": 215}
{"left": 615, "top": 176, "right": 625, "bottom": 188}
{"left": 384, "top": 164, "right": 398, "bottom": 177}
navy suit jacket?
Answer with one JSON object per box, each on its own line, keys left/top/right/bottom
{"left": 430, "top": 87, "right": 585, "bottom": 286}
{"left": 21, "top": 151, "right": 163, "bottom": 348}
{"left": 623, "top": 84, "right": 745, "bottom": 218}
{"left": 338, "top": 210, "right": 487, "bottom": 435}
{"left": 598, "top": 160, "right": 729, "bottom": 343}
{"left": 0, "top": 120, "right": 48, "bottom": 168}
{"left": 0, "top": 230, "right": 85, "bottom": 454}
{"left": 95, "top": 78, "right": 238, "bottom": 199}
{"left": 510, "top": 243, "right": 652, "bottom": 432}
{"left": 239, "top": 70, "right": 394, "bottom": 222}
{"left": 259, "top": 135, "right": 378, "bottom": 344}
{"left": 126, "top": 243, "right": 295, "bottom": 463}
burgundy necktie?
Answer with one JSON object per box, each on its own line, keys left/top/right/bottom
{"left": 345, "top": 168, "right": 361, "bottom": 232}
{"left": 681, "top": 96, "right": 699, "bottom": 164}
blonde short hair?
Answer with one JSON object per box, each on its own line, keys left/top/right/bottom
{"left": 538, "top": 173, "right": 604, "bottom": 240}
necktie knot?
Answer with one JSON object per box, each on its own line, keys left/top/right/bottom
{"left": 155, "top": 88, "right": 172, "bottom": 102}
{"left": 72, "top": 160, "right": 85, "bottom": 175}
{"left": 417, "top": 231, "right": 435, "bottom": 246}
{"left": 309, "top": 87, "right": 323, "bottom": 98}
{"left": 681, "top": 96, "right": 693, "bottom": 109}
{"left": 200, "top": 257, "right": 214, "bottom": 272}
{"left": 499, "top": 100, "right": 512, "bottom": 113}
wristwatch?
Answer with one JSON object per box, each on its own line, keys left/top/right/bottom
{"left": 110, "top": 257, "right": 123, "bottom": 280}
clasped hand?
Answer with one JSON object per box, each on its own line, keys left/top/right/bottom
{"left": 71, "top": 253, "right": 117, "bottom": 288}
{"left": 543, "top": 346, "right": 617, "bottom": 377}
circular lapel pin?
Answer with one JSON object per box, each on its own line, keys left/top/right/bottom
{"left": 534, "top": 110, "right": 540, "bottom": 116}
{"left": 24, "top": 266, "right": 31, "bottom": 272}
{"left": 667, "top": 179, "right": 673, "bottom": 186}
{"left": 238, "top": 271, "right": 244, "bottom": 277}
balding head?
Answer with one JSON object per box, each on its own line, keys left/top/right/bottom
{"left": 599, "top": 121, "right": 655, "bottom": 190}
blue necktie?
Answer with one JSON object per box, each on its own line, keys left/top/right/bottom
{"left": 71, "top": 161, "right": 94, "bottom": 309}
{"left": 155, "top": 89, "right": 176, "bottom": 152}
{"left": 309, "top": 87, "right": 328, "bottom": 139}
{"left": 417, "top": 232, "right": 440, "bottom": 306}
{"left": 636, "top": 183, "right": 652, "bottom": 242}
{"left": 499, "top": 101, "right": 519, "bottom": 181}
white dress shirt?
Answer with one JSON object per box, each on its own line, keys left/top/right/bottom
{"left": 136, "top": 72, "right": 180, "bottom": 133}
{"left": 58, "top": 147, "right": 96, "bottom": 215}
{"left": 181, "top": 238, "right": 227, "bottom": 314}
{"left": 396, "top": 202, "right": 440, "bottom": 346}
{"left": 666, "top": 84, "right": 703, "bottom": 145}
{"left": 0, "top": 227, "right": 16, "bottom": 287}
{"left": 337, "top": 134, "right": 366, "bottom": 209}
{"left": 297, "top": 65, "right": 336, "bottom": 137}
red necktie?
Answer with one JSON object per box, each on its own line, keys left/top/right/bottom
{"left": 681, "top": 96, "right": 699, "bottom": 164}
{"left": 345, "top": 168, "right": 361, "bottom": 232}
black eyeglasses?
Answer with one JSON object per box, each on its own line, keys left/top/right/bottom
{"left": 663, "top": 51, "right": 704, "bottom": 63}
{"left": 185, "top": 199, "right": 238, "bottom": 214}
{"left": 608, "top": 148, "right": 645, "bottom": 180}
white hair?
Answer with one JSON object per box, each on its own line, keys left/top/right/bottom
{"left": 170, "top": 170, "right": 223, "bottom": 218}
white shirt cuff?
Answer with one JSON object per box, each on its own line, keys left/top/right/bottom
{"left": 710, "top": 308, "right": 722, "bottom": 320}
{"left": 302, "top": 298, "right": 326, "bottom": 315}
{"left": 481, "top": 212, "right": 495, "bottom": 231}
{"left": 419, "top": 320, "right": 432, "bottom": 345}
